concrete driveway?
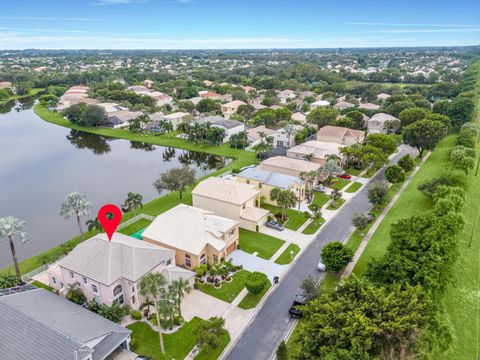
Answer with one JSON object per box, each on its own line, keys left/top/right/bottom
{"left": 228, "top": 250, "right": 287, "bottom": 281}
{"left": 181, "top": 289, "right": 253, "bottom": 336}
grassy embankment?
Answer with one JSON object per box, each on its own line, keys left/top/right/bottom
{"left": 0, "top": 88, "right": 44, "bottom": 105}
{"left": 0, "top": 105, "right": 256, "bottom": 276}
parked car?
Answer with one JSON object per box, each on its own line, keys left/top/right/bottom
{"left": 313, "top": 185, "right": 326, "bottom": 193}
{"left": 266, "top": 220, "right": 284, "bottom": 231}
{"left": 317, "top": 262, "right": 327, "bottom": 271}
{"left": 289, "top": 295, "right": 306, "bottom": 318}
{"left": 337, "top": 173, "right": 352, "bottom": 179}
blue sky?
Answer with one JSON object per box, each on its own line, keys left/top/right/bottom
{"left": 1, "top": 0, "right": 480, "bottom": 49}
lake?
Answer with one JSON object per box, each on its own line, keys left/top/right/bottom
{"left": 0, "top": 98, "right": 227, "bottom": 268}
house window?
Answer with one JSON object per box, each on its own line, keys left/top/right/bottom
{"left": 70, "top": 271, "right": 74, "bottom": 279}
{"left": 185, "top": 254, "right": 191, "bottom": 267}
{"left": 258, "top": 183, "right": 262, "bottom": 189}
{"left": 132, "top": 296, "right": 136, "bottom": 304}
{"left": 92, "top": 284, "right": 98, "bottom": 294}
{"left": 60, "top": 282, "right": 64, "bottom": 289}
{"left": 113, "top": 285, "right": 123, "bottom": 297}
{"left": 132, "top": 286, "right": 135, "bottom": 293}
{"left": 213, "top": 255, "right": 218, "bottom": 263}
{"left": 82, "top": 277, "right": 87, "bottom": 285}
{"left": 51, "top": 277, "right": 57, "bottom": 285}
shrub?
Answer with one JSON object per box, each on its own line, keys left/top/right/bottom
{"left": 276, "top": 340, "right": 288, "bottom": 360}
{"left": 398, "top": 154, "right": 415, "bottom": 172}
{"left": 174, "top": 315, "right": 184, "bottom": 326}
{"left": 352, "top": 213, "right": 369, "bottom": 230}
{"left": 321, "top": 242, "right": 354, "bottom": 272}
{"left": 131, "top": 310, "right": 142, "bottom": 320}
{"left": 367, "top": 180, "right": 389, "bottom": 206}
{"left": 418, "top": 171, "right": 467, "bottom": 198}
{"left": 149, "top": 313, "right": 158, "bottom": 326}
{"left": 456, "top": 130, "right": 476, "bottom": 148}
{"left": 245, "top": 272, "right": 268, "bottom": 294}
{"left": 385, "top": 165, "right": 406, "bottom": 184}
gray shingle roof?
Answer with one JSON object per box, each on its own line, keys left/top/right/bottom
{"left": 0, "top": 287, "right": 130, "bottom": 360}
{"left": 58, "top": 232, "right": 174, "bottom": 285}
{"left": 237, "top": 166, "right": 304, "bottom": 189}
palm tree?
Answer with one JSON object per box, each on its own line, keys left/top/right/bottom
{"left": 270, "top": 189, "right": 297, "bottom": 221}
{"left": 59, "top": 192, "right": 92, "bottom": 240}
{"left": 140, "top": 296, "right": 154, "bottom": 317}
{"left": 0, "top": 273, "right": 20, "bottom": 289}
{"left": 170, "top": 279, "right": 191, "bottom": 317}
{"left": 124, "top": 192, "right": 143, "bottom": 215}
{"left": 140, "top": 273, "right": 167, "bottom": 354}
{"left": 86, "top": 217, "right": 102, "bottom": 234}
{"left": 0, "top": 216, "right": 28, "bottom": 280}
{"left": 197, "top": 316, "right": 227, "bottom": 350}
{"left": 300, "top": 170, "right": 317, "bottom": 196}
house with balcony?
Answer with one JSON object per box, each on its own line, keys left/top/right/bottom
{"left": 142, "top": 204, "right": 239, "bottom": 269}
{"left": 192, "top": 177, "right": 269, "bottom": 231}
{"left": 47, "top": 232, "right": 193, "bottom": 310}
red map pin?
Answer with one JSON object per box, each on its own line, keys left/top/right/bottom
{"left": 98, "top": 204, "right": 122, "bottom": 241}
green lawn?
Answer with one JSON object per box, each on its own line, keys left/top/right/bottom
{"left": 285, "top": 320, "right": 304, "bottom": 359}
{"left": 239, "top": 229, "right": 285, "bottom": 260}
{"left": 197, "top": 270, "right": 250, "bottom": 303}
{"left": 308, "top": 191, "right": 330, "bottom": 209}
{"left": 261, "top": 203, "right": 308, "bottom": 231}
{"left": 327, "top": 198, "right": 346, "bottom": 210}
{"left": 329, "top": 178, "right": 350, "bottom": 190}
{"left": 0, "top": 88, "right": 44, "bottom": 105}
{"left": 118, "top": 218, "right": 152, "bottom": 236}
{"left": 0, "top": 106, "right": 256, "bottom": 277}
{"left": 128, "top": 317, "right": 229, "bottom": 360}
{"left": 345, "top": 182, "right": 362, "bottom": 193}
{"left": 318, "top": 273, "right": 341, "bottom": 292}
{"left": 343, "top": 167, "right": 365, "bottom": 176}
{"left": 238, "top": 279, "right": 272, "bottom": 309}
{"left": 274, "top": 244, "right": 301, "bottom": 265}
{"left": 301, "top": 218, "right": 325, "bottom": 234}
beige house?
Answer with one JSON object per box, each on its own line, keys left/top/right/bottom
{"left": 47, "top": 233, "right": 193, "bottom": 310}
{"left": 367, "top": 113, "right": 400, "bottom": 134}
{"left": 333, "top": 101, "right": 355, "bottom": 110}
{"left": 192, "top": 177, "right": 269, "bottom": 231}
{"left": 142, "top": 204, "right": 239, "bottom": 269}
{"left": 236, "top": 166, "right": 306, "bottom": 205}
{"left": 316, "top": 125, "right": 365, "bottom": 146}
{"left": 287, "top": 140, "right": 343, "bottom": 164}
{"left": 260, "top": 156, "right": 321, "bottom": 178}
{"left": 164, "top": 112, "right": 191, "bottom": 129}
{"left": 221, "top": 100, "right": 247, "bottom": 119}
{"left": 291, "top": 112, "right": 307, "bottom": 123}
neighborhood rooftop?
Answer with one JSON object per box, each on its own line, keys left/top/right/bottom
{"left": 192, "top": 177, "right": 260, "bottom": 205}
{"left": 237, "top": 166, "right": 304, "bottom": 189}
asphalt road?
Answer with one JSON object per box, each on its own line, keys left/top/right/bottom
{"left": 225, "top": 145, "right": 417, "bottom": 360}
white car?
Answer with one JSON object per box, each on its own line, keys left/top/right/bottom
{"left": 317, "top": 262, "right": 327, "bottom": 271}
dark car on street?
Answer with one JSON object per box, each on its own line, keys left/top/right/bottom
{"left": 289, "top": 295, "right": 306, "bottom": 318}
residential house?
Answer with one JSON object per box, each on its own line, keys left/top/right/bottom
{"left": 106, "top": 110, "right": 143, "bottom": 128}
{"left": 359, "top": 102, "right": 381, "bottom": 110}
{"left": 142, "top": 204, "right": 239, "bottom": 269}
{"left": 333, "top": 101, "right": 355, "bottom": 110}
{"left": 221, "top": 100, "right": 247, "bottom": 119}
{"left": 0, "top": 81, "right": 13, "bottom": 90}
{"left": 97, "top": 102, "right": 128, "bottom": 115}
{"left": 291, "top": 112, "right": 307, "bottom": 123}
{"left": 310, "top": 99, "right": 330, "bottom": 110}
{"left": 211, "top": 119, "right": 245, "bottom": 142}
{"left": 247, "top": 125, "right": 300, "bottom": 148}
{"left": 260, "top": 156, "right": 322, "bottom": 178}
{"left": 164, "top": 111, "right": 191, "bottom": 129}
{"left": 199, "top": 91, "right": 221, "bottom": 100}
{"left": 241, "top": 85, "right": 256, "bottom": 93}
{"left": 203, "top": 80, "right": 214, "bottom": 87}
{"left": 367, "top": 113, "right": 400, "bottom": 134}
{"left": 316, "top": 125, "right": 365, "bottom": 145}
{"left": 287, "top": 140, "right": 343, "bottom": 164}
{"left": 192, "top": 177, "right": 269, "bottom": 231}
{"left": 278, "top": 89, "right": 296, "bottom": 104}
{"left": 48, "top": 233, "right": 193, "bottom": 309}
{"left": 377, "top": 93, "right": 391, "bottom": 100}
{"left": 236, "top": 166, "right": 306, "bottom": 205}
{"left": 0, "top": 285, "right": 131, "bottom": 360}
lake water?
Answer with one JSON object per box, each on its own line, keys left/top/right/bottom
{"left": 0, "top": 98, "right": 227, "bottom": 268}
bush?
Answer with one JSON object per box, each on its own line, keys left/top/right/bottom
{"left": 367, "top": 180, "right": 389, "bottom": 206}
{"left": 385, "top": 165, "right": 406, "bottom": 184}
{"left": 352, "top": 213, "right": 369, "bottom": 230}
{"left": 245, "top": 272, "right": 268, "bottom": 294}
{"left": 321, "top": 242, "right": 354, "bottom": 272}
{"left": 174, "top": 315, "right": 184, "bottom": 326}
{"left": 418, "top": 171, "right": 467, "bottom": 198}
{"left": 131, "top": 310, "right": 142, "bottom": 320}
{"left": 149, "top": 313, "right": 158, "bottom": 326}
{"left": 398, "top": 154, "right": 415, "bottom": 172}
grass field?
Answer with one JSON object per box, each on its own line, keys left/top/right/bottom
{"left": 261, "top": 203, "right": 309, "bottom": 231}
{"left": 0, "top": 88, "right": 44, "bottom": 105}
{"left": 238, "top": 279, "right": 272, "bottom": 309}
{"left": 330, "top": 178, "right": 350, "bottom": 190}
{"left": 197, "top": 270, "right": 250, "bottom": 303}
{"left": 118, "top": 218, "right": 152, "bottom": 235}
{"left": 308, "top": 191, "right": 330, "bottom": 209}
{"left": 345, "top": 181, "right": 362, "bottom": 193}
{"left": 326, "top": 198, "right": 345, "bottom": 210}
{"left": 301, "top": 217, "right": 325, "bottom": 234}
{"left": 128, "top": 317, "right": 230, "bottom": 360}
{"left": 239, "top": 229, "right": 285, "bottom": 260}
{"left": 274, "top": 243, "right": 301, "bottom": 265}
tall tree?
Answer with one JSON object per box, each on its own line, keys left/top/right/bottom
{"left": 169, "top": 278, "right": 191, "bottom": 317}
{"left": 86, "top": 217, "right": 102, "bottom": 234}
{"left": 197, "top": 316, "right": 227, "bottom": 351}
{"left": 123, "top": 192, "right": 143, "bottom": 214}
{"left": 403, "top": 119, "right": 445, "bottom": 157}
{"left": 140, "top": 273, "right": 168, "bottom": 354}
{"left": 0, "top": 216, "right": 29, "bottom": 280}
{"left": 153, "top": 166, "right": 196, "bottom": 199}
{"left": 270, "top": 188, "right": 297, "bottom": 221}
{"left": 59, "top": 192, "right": 92, "bottom": 240}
